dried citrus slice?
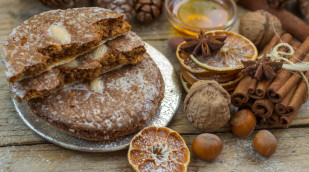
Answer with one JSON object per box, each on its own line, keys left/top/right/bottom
{"left": 180, "top": 73, "right": 243, "bottom": 92}
{"left": 128, "top": 126, "right": 190, "bottom": 172}
{"left": 177, "top": 50, "right": 214, "bottom": 74}
{"left": 181, "top": 67, "right": 239, "bottom": 85}
{"left": 177, "top": 30, "right": 258, "bottom": 72}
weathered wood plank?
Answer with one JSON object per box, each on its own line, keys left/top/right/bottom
{"left": 1, "top": 128, "right": 308, "bottom": 171}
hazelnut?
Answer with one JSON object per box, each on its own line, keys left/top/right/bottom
{"left": 192, "top": 133, "right": 223, "bottom": 161}
{"left": 230, "top": 109, "right": 256, "bottom": 138}
{"left": 253, "top": 130, "right": 277, "bottom": 157}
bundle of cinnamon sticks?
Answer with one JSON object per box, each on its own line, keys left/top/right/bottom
{"left": 232, "top": 33, "right": 309, "bottom": 128}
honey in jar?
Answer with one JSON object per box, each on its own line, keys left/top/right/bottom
{"left": 171, "top": 0, "right": 230, "bottom": 33}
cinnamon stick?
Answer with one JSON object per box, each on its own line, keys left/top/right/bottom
{"left": 261, "top": 33, "right": 282, "bottom": 55}
{"left": 279, "top": 69, "right": 309, "bottom": 127}
{"left": 252, "top": 99, "right": 274, "bottom": 118}
{"left": 271, "top": 53, "right": 309, "bottom": 103}
{"left": 248, "top": 78, "right": 258, "bottom": 98}
{"left": 237, "top": 0, "right": 309, "bottom": 41}
{"left": 275, "top": 85, "right": 297, "bottom": 115}
{"left": 254, "top": 80, "right": 273, "bottom": 99}
{"left": 284, "top": 72, "right": 309, "bottom": 116}
{"left": 267, "top": 38, "right": 309, "bottom": 102}
{"left": 231, "top": 76, "right": 253, "bottom": 107}
{"left": 249, "top": 33, "right": 292, "bottom": 99}
{"left": 267, "top": 113, "right": 281, "bottom": 127}
{"left": 279, "top": 113, "right": 296, "bottom": 128}
{"left": 241, "top": 98, "right": 256, "bottom": 109}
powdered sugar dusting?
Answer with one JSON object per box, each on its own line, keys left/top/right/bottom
{"left": 28, "top": 53, "right": 164, "bottom": 140}
{"left": 10, "top": 69, "right": 61, "bottom": 100}
{"left": 9, "top": 31, "right": 142, "bottom": 102}
{"left": 108, "top": 32, "right": 144, "bottom": 53}
{"left": 4, "top": 7, "right": 124, "bottom": 81}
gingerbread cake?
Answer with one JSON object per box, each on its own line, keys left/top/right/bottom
{"left": 28, "top": 53, "right": 165, "bottom": 141}
{"left": 4, "top": 7, "right": 131, "bottom": 83}
{"left": 10, "top": 32, "right": 145, "bottom": 102}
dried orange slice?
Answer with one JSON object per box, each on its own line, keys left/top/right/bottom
{"left": 128, "top": 126, "right": 190, "bottom": 172}
{"left": 177, "top": 30, "right": 258, "bottom": 73}
{"left": 180, "top": 73, "right": 243, "bottom": 92}
{"left": 180, "top": 67, "right": 239, "bottom": 84}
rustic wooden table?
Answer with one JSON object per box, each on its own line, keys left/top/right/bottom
{"left": 0, "top": 0, "right": 309, "bottom": 171}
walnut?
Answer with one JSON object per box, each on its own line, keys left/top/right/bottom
{"left": 184, "top": 80, "right": 231, "bottom": 132}
{"left": 239, "top": 10, "right": 282, "bottom": 50}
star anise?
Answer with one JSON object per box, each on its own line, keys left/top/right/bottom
{"left": 180, "top": 30, "right": 227, "bottom": 58}
{"left": 241, "top": 60, "right": 283, "bottom": 80}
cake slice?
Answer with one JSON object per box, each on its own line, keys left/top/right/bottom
{"left": 11, "top": 32, "right": 145, "bottom": 102}
{"left": 28, "top": 53, "right": 165, "bottom": 141}
{"left": 4, "top": 7, "right": 131, "bottom": 83}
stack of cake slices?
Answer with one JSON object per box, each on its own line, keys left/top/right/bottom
{"left": 4, "top": 8, "right": 165, "bottom": 141}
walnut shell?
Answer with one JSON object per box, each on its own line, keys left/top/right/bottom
{"left": 239, "top": 10, "right": 282, "bottom": 50}
{"left": 184, "top": 80, "right": 231, "bottom": 132}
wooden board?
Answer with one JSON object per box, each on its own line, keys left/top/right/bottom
{"left": 1, "top": 128, "right": 308, "bottom": 171}
{"left": 0, "top": 0, "right": 309, "bottom": 171}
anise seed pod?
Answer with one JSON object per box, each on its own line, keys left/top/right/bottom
{"left": 134, "top": 0, "right": 163, "bottom": 23}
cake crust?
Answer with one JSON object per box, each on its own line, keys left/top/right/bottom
{"left": 4, "top": 7, "right": 131, "bottom": 83}
{"left": 28, "top": 53, "right": 165, "bottom": 141}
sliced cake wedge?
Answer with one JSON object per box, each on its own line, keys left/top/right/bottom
{"left": 11, "top": 32, "right": 145, "bottom": 102}
{"left": 4, "top": 7, "right": 131, "bottom": 83}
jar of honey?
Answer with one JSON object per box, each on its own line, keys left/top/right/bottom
{"left": 164, "top": 0, "right": 237, "bottom": 35}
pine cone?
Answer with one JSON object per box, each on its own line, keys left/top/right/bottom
{"left": 134, "top": 0, "right": 163, "bottom": 23}
{"left": 267, "top": 0, "right": 287, "bottom": 9}
{"left": 38, "top": 0, "right": 92, "bottom": 8}
{"left": 94, "top": 0, "right": 134, "bottom": 21}
{"left": 299, "top": 0, "right": 309, "bottom": 22}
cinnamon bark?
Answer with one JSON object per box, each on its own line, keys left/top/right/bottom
{"left": 275, "top": 85, "right": 297, "bottom": 115}
{"left": 271, "top": 53, "right": 309, "bottom": 103}
{"left": 285, "top": 72, "right": 309, "bottom": 116}
{"left": 254, "top": 80, "right": 273, "bottom": 98}
{"left": 231, "top": 76, "right": 253, "bottom": 107}
{"left": 252, "top": 99, "right": 274, "bottom": 118}
{"left": 267, "top": 113, "right": 281, "bottom": 127}
{"left": 261, "top": 33, "right": 282, "bottom": 55}
{"left": 237, "top": 0, "right": 309, "bottom": 41}
{"left": 241, "top": 98, "right": 256, "bottom": 109}
{"left": 248, "top": 33, "right": 292, "bottom": 99}
{"left": 248, "top": 78, "right": 258, "bottom": 98}
{"left": 279, "top": 70, "right": 309, "bottom": 128}
{"left": 267, "top": 38, "right": 309, "bottom": 102}
{"left": 279, "top": 113, "right": 295, "bottom": 128}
